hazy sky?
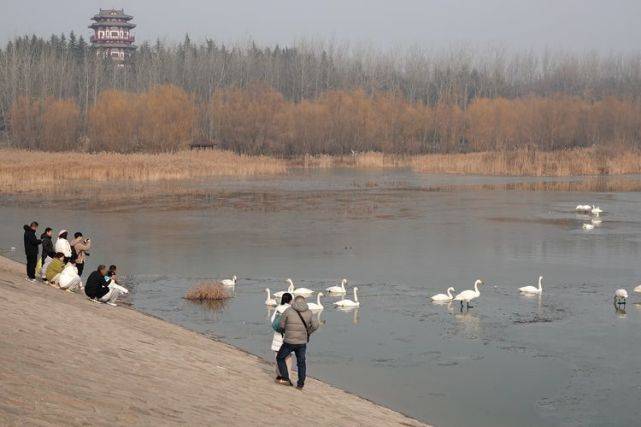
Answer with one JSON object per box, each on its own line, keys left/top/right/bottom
{"left": 2, "top": 0, "right": 640, "bottom": 52}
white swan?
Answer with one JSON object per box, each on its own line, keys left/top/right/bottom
{"left": 431, "top": 286, "right": 456, "bottom": 302}
{"left": 591, "top": 205, "right": 603, "bottom": 216}
{"left": 582, "top": 223, "right": 594, "bottom": 230}
{"left": 453, "top": 280, "right": 483, "bottom": 309}
{"left": 634, "top": 284, "right": 641, "bottom": 294}
{"left": 591, "top": 218, "right": 602, "bottom": 226}
{"left": 519, "top": 276, "right": 543, "bottom": 295}
{"left": 576, "top": 204, "right": 592, "bottom": 213}
{"left": 614, "top": 288, "right": 628, "bottom": 306}
{"left": 289, "top": 279, "right": 314, "bottom": 297}
{"left": 265, "top": 288, "right": 277, "bottom": 306}
{"left": 307, "top": 292, "right": 324, "bottom": 311}
{"left": 273, "top": 280, "right": 295, "bottom": 298}
{"left": 334, "top": 287, "right": 360, "bottom": 308}
{"left": 326, "top": 278, "right": 347, "bottom": 294}
{"left": 221, "top": 275, "right": 237, "bottom": 287}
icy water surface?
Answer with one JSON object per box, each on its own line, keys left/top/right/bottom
{"left": 1, "top": 170, "right": 641, "bottom": 427}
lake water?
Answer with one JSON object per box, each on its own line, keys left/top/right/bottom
{"left": 2, "top": 169, "right": 641, "bottom": 427}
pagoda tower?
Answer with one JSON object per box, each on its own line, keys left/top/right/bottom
{"left": 89, "top": 9, "right": 136, "bottom": 61}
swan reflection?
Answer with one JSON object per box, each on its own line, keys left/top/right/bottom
{"left": 336, "top": 306, "right": 360, "bottom": 324}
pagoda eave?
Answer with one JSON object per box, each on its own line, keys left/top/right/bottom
{"left": 89, "top": 22, "right": 136, "bottom": 29}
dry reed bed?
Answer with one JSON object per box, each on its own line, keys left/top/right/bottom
{"left": 2, "top": 147, "right": 641, "bottom": 195}
{"left": 0, "top": 149, "right": 287, "bottom": 193}
{"left": 184, "top": 281, "right": 230, "bottom": 301}
{"left": 299, "top": 148, "right": 641, "bottom": 176}
{"left": 408, "top": 147, "right": 641, "bottom": 176}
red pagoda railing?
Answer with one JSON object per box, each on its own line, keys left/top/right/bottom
{"left": 91, "top": 35, "right": 135, "bottom": 43}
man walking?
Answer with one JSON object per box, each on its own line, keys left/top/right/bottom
{"left": 276, "top": 295, "right": 320, "bottom": 390}
{"left": 23, "top": 221, "right": 41, "bottom": 282}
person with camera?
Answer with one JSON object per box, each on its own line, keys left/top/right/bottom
{"left": 70, "top": 232, "right": 91, "bottom": 276}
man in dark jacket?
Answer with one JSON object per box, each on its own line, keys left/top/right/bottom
{"left": 23, "top": 222, "right": 41, "bottom": 282}
{"left": 40, "top": 227, "right": 54, "bottom": 264}
{"left": 276, "top": 295, "right": 320, "bottom": 389}
{"left": 85, "top": 265, "right": 110, "bottom": 300}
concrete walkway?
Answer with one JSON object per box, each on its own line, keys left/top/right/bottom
{"left": 0, "top": 256, "right": 427, "bottom": 426}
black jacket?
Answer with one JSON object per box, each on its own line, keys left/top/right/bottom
{"left": 40, "top": 234, "right": 54, "bottom": 261}
{"left": 23, "top": 225, "right": 41, "bottom": 257}
{"left": 85, "top": 270, "right": 110, "bottom": 299}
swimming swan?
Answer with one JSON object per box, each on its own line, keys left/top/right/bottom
{"left": 431, "top": 286, "right": 456, "bottom": 302}
{"left": 591, "top": 205, "right": 603, "bottom": 216}
{"left": 634, "top": 284, "right": 641, "bottom": 294}
{"left": 221, "top": 275, "right": 237, "bottom": 287}
{"left": 576, "top": 204, "right": 592, "bottom": 213}
{"left": 334, "top": 287, "right": 360, "bottom": 308}
{"left": 582, "top": 223, "right": 594, "bottom": 230}
{"left": 273, "top": 279, "right": 295, "bottom": 298}
{"left": 307, "top": 292, "right": 324, "bottom": 311}
{"left": 290, "top": 279, "right": 314, "bottom": 297}
{"left": 453, "top": 280, "right": 483, "bottom": 309}
{"left": 326, "top": 278, "right": 347, "bottom": 294}
{"left": 265, "top": 288, "right": 277, "bottom": 306}
{"left": 519, "top": 276, "right": 543, "bottom": 295}
{"left": 614, "top": 289, "right": 628, "bottom": 306}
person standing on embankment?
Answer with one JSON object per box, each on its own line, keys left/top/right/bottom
{"left": 276, "top": 295, "right": 320, "bottom": 390}
{"left": 23, "top": 221, "right": 41, "bottom": 282}
{"left": 40, "top": 227, "right": 54, "bottom": 265}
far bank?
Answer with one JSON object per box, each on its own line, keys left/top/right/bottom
{"left": 1, "top": 147, "right": 641, "bottom": 195}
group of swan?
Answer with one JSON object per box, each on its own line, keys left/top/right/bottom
{"left": 576, "top": 204, "right": 603, "bottom": 215}
{"left": 576, "top": 204, "right": 604, "bottom": 230}
{"left": 431, "top": 276, "right": 544, "bottom": 309}
{"left": 273, "top": 279, "right": 314, "bottom": 299}
{"left": 265, "top": 278, "right": 360, "bottom": 310}
{"left": 431, "top": 280, "right": 483, "bottom": 309}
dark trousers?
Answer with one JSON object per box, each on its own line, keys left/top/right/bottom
{"left": 26, "top": 253, "right": 37, "bottom": 279}
{"left": 77, "top": 262, "right": 84, "bottom": 276}
{"left": 277, "top": 342, "right": 307, "bottom": 387}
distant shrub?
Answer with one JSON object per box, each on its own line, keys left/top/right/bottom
{"left": 184, "top": 281, "right": 230, "bottom": 301}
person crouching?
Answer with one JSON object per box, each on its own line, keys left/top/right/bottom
{"left": 58, "top": 257, "right": 83, "bottom": 293}
{"left": 45, "top": 252, "right": 66, "bottom": 287}
{"left": 85, "top": 265, "right": 124, "bottom": 306}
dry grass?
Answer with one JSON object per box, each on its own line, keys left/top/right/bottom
{"left": 0, "top": 149, "right": 287, "bottom": 193}
{"left": 184, "top": 281, "right": 230, "bottom": 302}
{"left": 409, "top": 147, "right": 641, "bottom": 176}
{"left": 295, "top": 152, "right": 406, "bottom": 169}
{"left": 2, "top": 147, "right": 641, "bottom": 195}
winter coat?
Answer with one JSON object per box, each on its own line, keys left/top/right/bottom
{"left": 45, "top": 258, "right": 65, "bottom": 282}
{"left": 70, "top": 237, "right": 91, "bottom": 264}
{"left": 270, "top": 304, "right": 290, "bottom": 351}
{"left": 54, "top": 238, "right": 72, "bottom": 258}
{"left": 23, "top": 225, "right": 41, "bottom": 257}
{"left": 40, "top": 234, "right": 54, "bottom": 262}
{"left": 85, "top": 270, "right": 109, "bottom": 299}
{"left": 59, "top": 263, "right": 80, "bottom": 288}
{"left": 279, "top": 297, "right": 319, "bottom": 345}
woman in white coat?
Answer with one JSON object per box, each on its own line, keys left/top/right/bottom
{"left": 271, "top": 292, "right": 293, "bottom": 380}
{"left": 58, "top": 258, "right": 83, "bottom": 292}
{"left": 54, "top": 230, "right": 72, "bottom": 260}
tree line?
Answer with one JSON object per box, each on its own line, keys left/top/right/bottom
{"left": 8, "top": 83, "right": 641, "bottom": 154}
{"left": 2, "top": 33, "right": 641, "bottom": 154}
